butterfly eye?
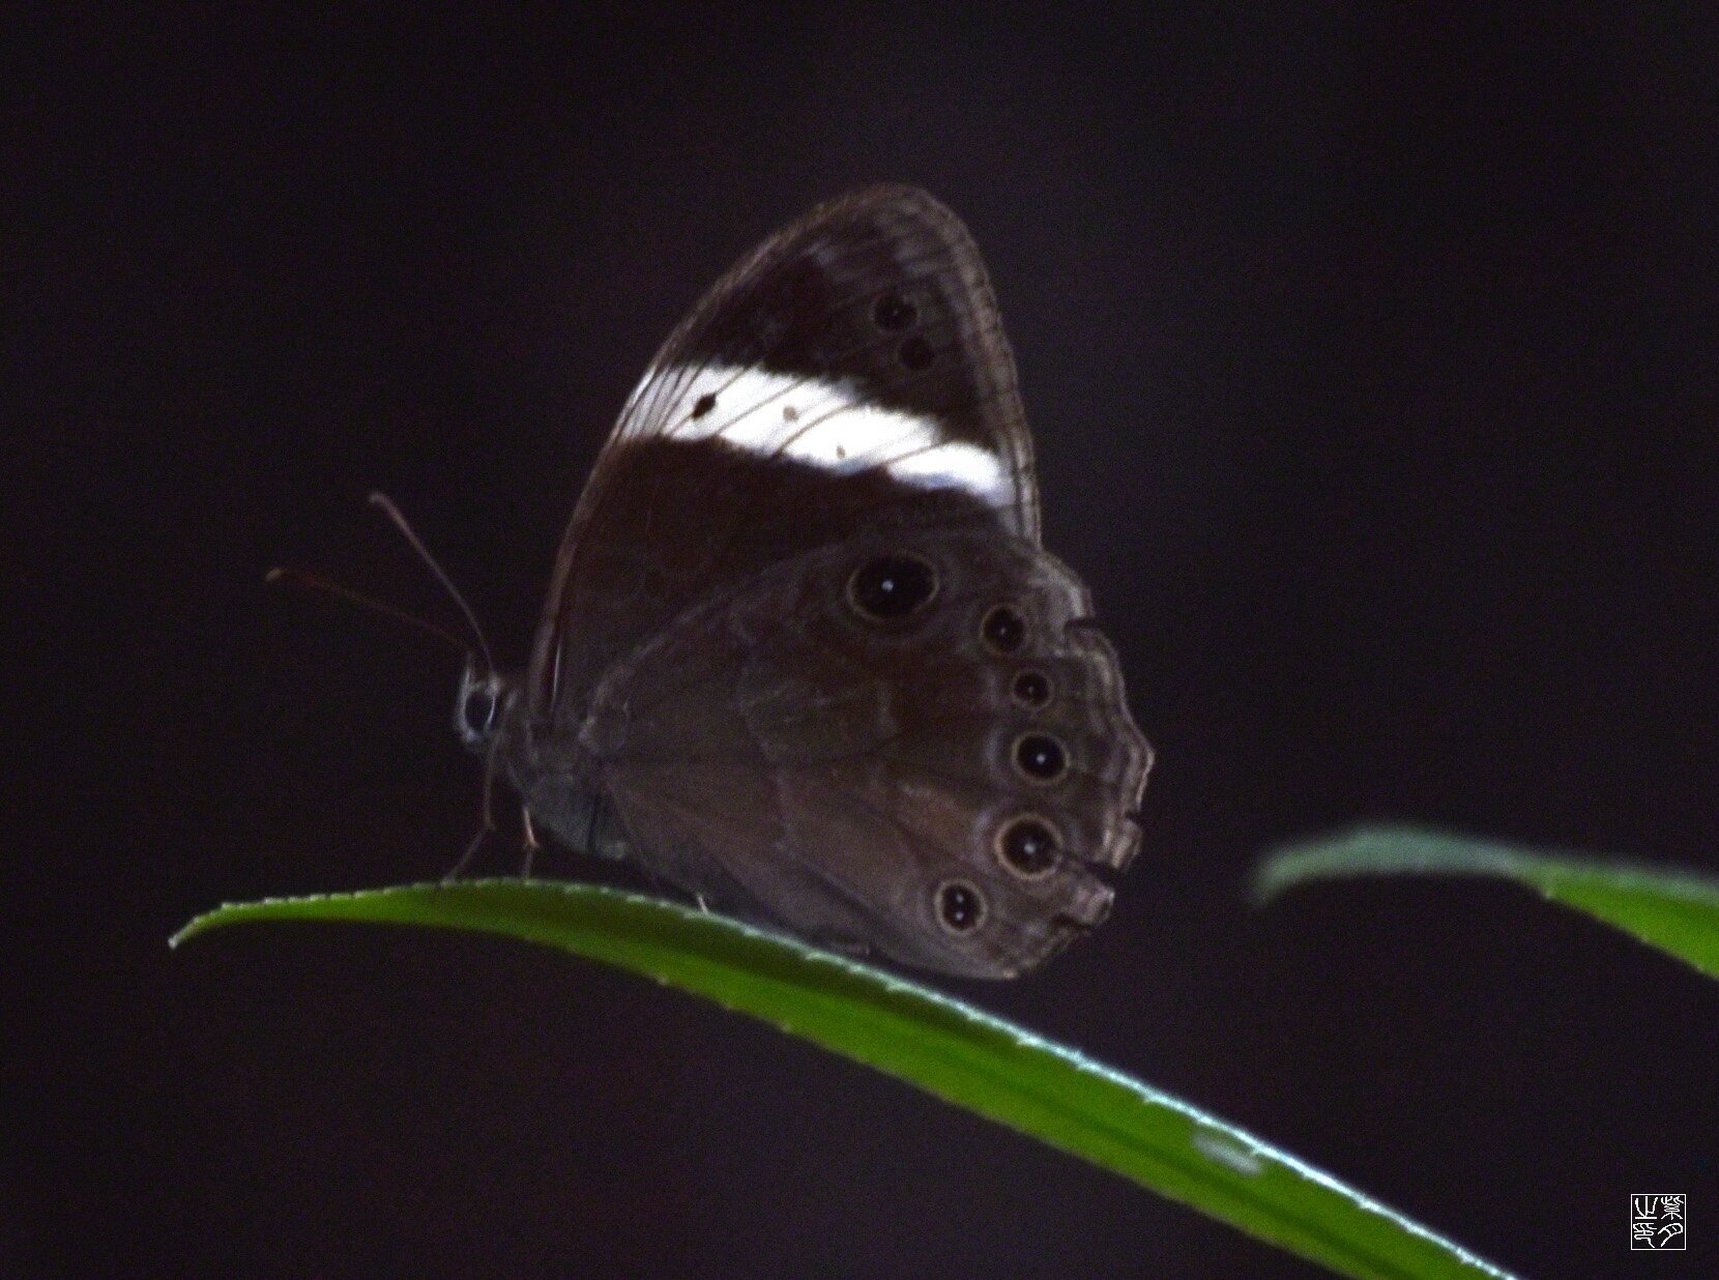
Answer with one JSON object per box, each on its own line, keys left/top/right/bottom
{"left": 461, "top": 687, "right": 498, "bottom": 738}
{"left": 995, "top": 815, "right": 1061, "bottom": 879}
{"left": 935, "top": 880, "right": 986, "bottom": 933}
{"left": 847, "top": 553, "right": 938, "bottom": 621}
{"left": 981, "top": 604, "right": 1026, "bottom": 654}
{"left": 897, "top": 334, "right": 935, "bottom": 371}
{"left": 1011, "top": 669, "right": 1053, "bottom": 709}
{"left": 872, "top": 291, "right": 918, "bottom": 332}
{"left": 1012, "top": 732, "right": 1069, "bottom": 784}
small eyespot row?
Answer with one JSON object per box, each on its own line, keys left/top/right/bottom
{"left": 872, "top": 291, "right": 919, "bottom": 332}
{"left": 981, "top": 604, "right": 1026, "bottom": 655}
{"left": 1012, "top": 732, "right": 1069, "bottom": 785}
{"left": 1010, "top": 669, "right": 1052, "bottom": 709}
{"left": 936, "top": 880, "right": 985, "bottom": 933}
{"left": 995, "top": 815, "right": 1061, "bottom": 879}
{"left": 898, "top": 334, "right": 934, "bottom": 371}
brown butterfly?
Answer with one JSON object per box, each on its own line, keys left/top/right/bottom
{"left": 457, "top": 186, "right": 1152, "bottom": 977}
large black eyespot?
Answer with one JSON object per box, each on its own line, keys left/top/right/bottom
{"left": 996, "top": 815, "right": 1060, "bottom": 879}
{"left": 847, "top": 553, "right": 937, "bottom": 621}
{"left": 898, "top": 334, "right": 934, "bottom": 371}
{"left": 981, "top": 604, "right": 1026, "bottom": 654}
{"left": 1011, "top": 669, "right": 1052, "bottom": 709}
{"left": 935, "top": 881, "right": 985, "bottom": 933}
{"left": 1013, "top": 732, "right": 1069, "bottom": 784}
{"left": 872, "top": 291, "right": 918, "bottom": 332}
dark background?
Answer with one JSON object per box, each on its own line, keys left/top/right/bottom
{"left": 13, "top": 8, "right": 1716, "bottom": 1278}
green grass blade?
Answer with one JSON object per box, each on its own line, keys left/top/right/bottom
{"left": 175, "top": 881, "right": 1516, "bottom": 1280}
{"left": 1257, "top": 826, "right": 1719, "bottom": 980}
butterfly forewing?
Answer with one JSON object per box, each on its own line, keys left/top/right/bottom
{"left": 528, "top": 186, "right": 1039, "bottom": 723}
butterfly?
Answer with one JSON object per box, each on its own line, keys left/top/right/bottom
{"left": 456, "top": 186, "right": 1152, "bottom": 978}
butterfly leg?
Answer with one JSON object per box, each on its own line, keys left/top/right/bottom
{"left": 442, "top": 822, "right": 490, "bottom": 884}
{"left": 519, "top": 806, "right": 542, "bottom": 878}
{"left": 443, "top": 731, "right": 503, "bottom": 882}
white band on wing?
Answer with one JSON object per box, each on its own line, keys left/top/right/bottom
{"left": 631, "top": 364, "right": 1013, "bottom": 509}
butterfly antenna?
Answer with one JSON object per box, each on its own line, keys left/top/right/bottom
{"left": 265, "top": 567, "right": 471, "bottom": 658}
{"left": 368, "top": 491, "right": 497, "bottom": 674}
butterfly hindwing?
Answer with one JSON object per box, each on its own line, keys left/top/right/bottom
{"left": 578, "top": 527, "right": 1150, "bottom": 978}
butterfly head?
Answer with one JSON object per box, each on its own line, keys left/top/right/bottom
{"left": 454, "top": 659, "right": 518, "bottom": 755}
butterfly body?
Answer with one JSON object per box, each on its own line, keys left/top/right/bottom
{"left": 464, "top": 186, "right": 1151, "bottom": 977}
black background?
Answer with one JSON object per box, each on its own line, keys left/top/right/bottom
{"left": 14, "top": 9, "right": 1717, "bottom": 1278}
